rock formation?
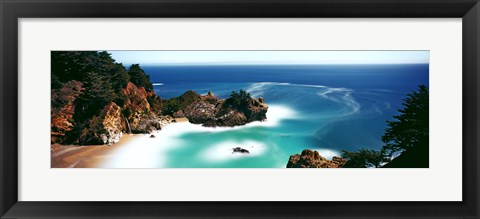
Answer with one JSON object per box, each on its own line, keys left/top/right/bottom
{"left": 286, "top": 149, "right": 347, "bottom": 168}
{"left": 99, "top": 102, "right": 124, "bottom": 145}
{"left": 167, "top": 90, "right": 268, "bottom": 127}
{"left": 76, "top": 102, "right": 124, "bottom": 145}
{"left": 122, "top": 82, "right": 161, "bottom": 133}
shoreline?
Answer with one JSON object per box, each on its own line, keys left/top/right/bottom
{"left": 51, "top": 105, "right": 291, "bottom": 168}
{"left": 51, "top": 117, "right": 189, "bottom": 168}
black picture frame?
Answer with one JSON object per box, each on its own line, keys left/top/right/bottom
{"left": 1, "top": 0, "right": 479, "bottom": 218}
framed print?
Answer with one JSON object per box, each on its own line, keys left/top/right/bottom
{"left": 1, "top": 0, "right": 479, "bottom": 218}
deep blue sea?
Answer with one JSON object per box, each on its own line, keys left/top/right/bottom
{"left": 133, "top": 64, "right": 428, "bottom": 168}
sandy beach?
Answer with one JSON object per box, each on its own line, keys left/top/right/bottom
{"left": 51, "top": 134, "right": 137, "bottom": 168}
{"left": 51, "top": 117, "right": 189, "bottom": 168}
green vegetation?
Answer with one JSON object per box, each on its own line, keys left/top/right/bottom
{"left": 341, "top": 85, "right": 429, "bottom": 168}
{"left": 382, "top": 85, "right": 429, "bottom": 157}
{"left": 161, "top": 90, "right": 201, "bottom": 116}
{"left": 225, "top": 89, "right": 252, "bottom": 112}
{"left": 127, "top": 64, "right": 153, "bottom": 91}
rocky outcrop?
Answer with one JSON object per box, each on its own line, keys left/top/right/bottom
{"left": 122, "top": 82, "right": 161, "bottom": 133}
{"left": 99, "top": 102, "right": 124, "bottom": 145}
{"left": 168, "top": 90, "right": 268, "bottom": 127}
{"left": 286, "top": 149, "right": 347, "bottom": 168}
{"left": 76, "top": 102, "right": 125, "bottom": 145}
{"left": 244, "top": 98, "right": 268, "bottom": 122}
{"left": 51, "top": 80, "right": 84, "bottom": 144}
{"left": 173, "top": 98, "right": 216, "bottom": 124}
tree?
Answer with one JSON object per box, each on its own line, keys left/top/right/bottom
{"left": 339, "top": 85, "right": 429, "bottom": 168}
{"left": 52, "top": 51, "right": 98, "bottom": 85}
{"left": 381, "top": 85, "right": 429, "bottom": 157}
{"left": 128, "top": 64, "right": 153, "bottom": 90}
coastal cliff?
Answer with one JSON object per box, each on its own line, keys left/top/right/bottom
{"left": 122, "top": 82, "right": 162, "bottom": 133}
{"left": 51, "top": 51, "right": 163, "bottom": 145}
{"left": 286, "top": 149, "right": 347, "bottom": 168}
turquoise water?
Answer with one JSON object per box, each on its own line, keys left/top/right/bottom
{"left": 106, "top": 64, "right": 429, "bottom": 168}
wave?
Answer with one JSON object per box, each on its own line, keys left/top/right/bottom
{"left": 158, "top": 105, "right": 297, "bottom": 136}
{"left": 152, "top": 83, "right": 164, "bottom": 86}
{"left": 246, "top": 82, "right": 361, "bottom": 116}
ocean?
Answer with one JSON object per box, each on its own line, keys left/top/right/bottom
{"left": 102, "top": 64, "right": 429, "bottom": 168}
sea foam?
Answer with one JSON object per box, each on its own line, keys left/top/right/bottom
{"left": 99, "top": 105, "right": 296, "bottom": 168}
{"left": 199, "top": 140, "right": 267, "bottom": 162}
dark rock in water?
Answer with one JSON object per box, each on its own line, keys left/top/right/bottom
{"left": 232, "top": 147, "right": 250, "bottom": 154}
{"left": 286, "top": 149, "right": 347, "bottom": 168}
{"left": 150, "top": 134, "right": 156, "bottom": 138}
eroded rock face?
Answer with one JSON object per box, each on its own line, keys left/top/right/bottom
{"left": 286, "top": 149, "right": 347, "bottom": 168}
{"left": 77, "top": 102, "right": 124, "bottom": 145}
{"left": 73, "top": 83, "right": 163, "bottom": 145}
{"left": 244, "top": 98, "right": 268, "bottom": 122}
{"left": 99, "top": 102, "right": 124, "bottom": 145}
{"left": 123, "top": 82, "right": 161, "bottom": 133}
{"left": 173, "top": 99, "right": 217, "bottom": 124}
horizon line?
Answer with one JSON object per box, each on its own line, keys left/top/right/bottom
{"left": 120, "top": 62, "right": 429, "bottom": 67}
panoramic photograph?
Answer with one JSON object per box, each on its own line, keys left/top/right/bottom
{"left": 51, "top": 51, "right": 429, "bottom": 168}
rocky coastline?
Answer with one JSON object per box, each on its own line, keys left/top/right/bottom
{"left": 52, "top": 82, "right": 268, "bottom": 146}
{"left": 51, "top": 51, "right": 268, "bottom": 148}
